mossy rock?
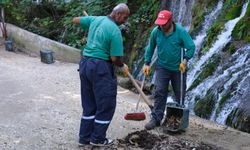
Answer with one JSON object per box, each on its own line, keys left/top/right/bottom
{"left": 194, "top": 91, "right": 216, "bottom": 119}
{"left": 226, "top": 108, "right": 250, "bottom": 133}
{"left": 201, "top": 22, "right": 224, "bottom": 54}
{"left": 222, "top": 42, "right": 236, "bottom": 54}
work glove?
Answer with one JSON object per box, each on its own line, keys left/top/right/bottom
{"left": 119, "top": 63, "right": 129, "bottom": 76}
{"left": 179, "top": 59, "right": 187, "bottom": 73}
{"left": 143, "top": 64, "right": 150, "bottom": 75}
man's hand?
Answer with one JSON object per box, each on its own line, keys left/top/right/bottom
{"left": 179, "top": 59, "right": 187, "bottom": 73}
{"left": 119, "top": 64, "right": 129, "bottom": 76}
{"left": 72, "top": 17, "right": 81, "bottom": 24}
{"left": 143, "top": 65, "right": 150, "bottom": 75}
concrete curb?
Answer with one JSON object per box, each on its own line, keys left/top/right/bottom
{"left": 5, "top": 23, "right": 81, "bottom": 63}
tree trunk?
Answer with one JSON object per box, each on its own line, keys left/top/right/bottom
{"left": 160, "top": 0, "right": 172, "bottom": 10}
{"left": 0, "top": 7, "right": 7, "bottom": 40}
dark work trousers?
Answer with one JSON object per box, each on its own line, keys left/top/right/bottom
{"left": 151, "top": 64, "right": 186, "bottom": 123}
{"left": 78, "top": 57, "right": 117, "bottom": 144}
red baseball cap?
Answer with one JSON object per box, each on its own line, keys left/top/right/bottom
{"left": 155, "top": 10, "right": 173, "bottom": 25}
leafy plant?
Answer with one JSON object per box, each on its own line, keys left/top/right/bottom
{"left": 0, "top": 0, "right": 11, "bottom": 40}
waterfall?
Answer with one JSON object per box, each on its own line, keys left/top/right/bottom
{"left": 193, "top": 0, "right": 223, "bottom": 56}
{"left": 215, "top": 46, "right": 250, "bottom": 124}
{"left": 171, "top": 0, "right": 194, "bottom": 30}
{"left": 187, "top": 1, "right": 249, "bottom": 89}
{"left": 186, "top": 0, "right": 249, "bottom": 125}
{"left": 190, "top": 45, "right": 250, "bottom": 120}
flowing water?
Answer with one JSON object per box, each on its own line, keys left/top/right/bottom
{"left": 214, "top": 46, "right": 250, "bottom": 124}
{"left": 187, "top": 1, "right": 249, "bottom": 124}
{"left": 187, "top": 1, "right": 249, "bottom": 89}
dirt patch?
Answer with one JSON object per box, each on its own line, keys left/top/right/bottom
{"left": 117, "top": 130, "right": 222, "bottom": 150}
{"left": 118, "top": 130, "right": 163, "bottom": 149}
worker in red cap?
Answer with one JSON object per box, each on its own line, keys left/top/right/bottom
{"left": 143, "top": 10, "right": 195, "bottom": 130}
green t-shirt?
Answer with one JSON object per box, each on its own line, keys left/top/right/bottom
{"left": 145, "top": 23, "right": 195, "bottom": 71}
{"left": 80, "top": 16, "right": 124, "bottom": 60}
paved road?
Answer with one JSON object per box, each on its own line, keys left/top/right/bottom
{"left": 0, "top": 47, "right": 148, "bottom": 150}
{"left": 1, "top": 47, "right": 250, "bottom": 150}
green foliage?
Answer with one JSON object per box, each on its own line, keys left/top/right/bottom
{"left": 5, "top": 0, "right": 90, "bottom": 48}
{"left": 224, "top": 5, "right": 242, "bottom": 20}
{"left": 188, "top": 55, "right": 220, "bottom": 91}
{"left": 130, "top": 0, "right": 158, "bottom": 27}
{"left": 0, "top": 0, "right": 11, "bottom": 5}
{"left": 218, "top": 0, "right": 245, "bottom": 21}
{"left": 223, "top": 42, "right": 236, "bottom": 54}
{"left": 232, "top": 2, "right": 250, "bottom": 42}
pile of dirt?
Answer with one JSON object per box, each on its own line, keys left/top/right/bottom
{"left": 117, "top": 130, "right": 222, "bottom": 150}
{"left": 118, "top": 130, "right": 163, "bottom": 149}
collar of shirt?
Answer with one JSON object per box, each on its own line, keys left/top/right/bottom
{"left": 107, "top": 15, "right": 116, "bottom": 24}
{"left": 157, "top": 22, "right": 176, "bottom": 36}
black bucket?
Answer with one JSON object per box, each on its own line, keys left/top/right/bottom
{"left": 40, "top": 49, "right": 54, "bottom": 64}
{"left": 5, "top": 40, "right": 14, "bottom": 51}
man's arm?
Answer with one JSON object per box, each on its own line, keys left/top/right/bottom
{"left": 144, "top": 27, "right": 157, "bottom": 65}
{"left": 72, "top": 16, "right": 95, "bottom": 30}
{"left": 180, "top": 30, "right": 195, "bottom": 60}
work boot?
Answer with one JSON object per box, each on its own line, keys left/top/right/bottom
{"left": 145, "top": 119, "right": 160, "bottom": 130}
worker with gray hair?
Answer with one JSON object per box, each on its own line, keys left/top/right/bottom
{"left": 73, "top": 3, "right": 130, "bottom": 147}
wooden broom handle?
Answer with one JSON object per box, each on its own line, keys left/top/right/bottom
{"left": 127, "top": 72, "right": 153, "bottom": 109}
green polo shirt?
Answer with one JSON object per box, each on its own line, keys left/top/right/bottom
{"left": 145, "top": 23, "right": 195, "bottom": 71}
{"left": 80, "top": 16, "right": 123, "bottom": 60}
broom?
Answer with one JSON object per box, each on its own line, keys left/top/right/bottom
{"left": 124, "top": 72, "right": 153, "bottom": 121}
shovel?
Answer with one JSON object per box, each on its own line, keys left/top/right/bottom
{"left": 163, "top": 48, "right": 189, "bottom": 132}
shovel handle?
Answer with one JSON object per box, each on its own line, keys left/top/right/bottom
{"left": 180, "top": 48, "right": 184, "bottom": 106}
{"left": 127, "top": 72, "right": 153, "bottom": 109}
